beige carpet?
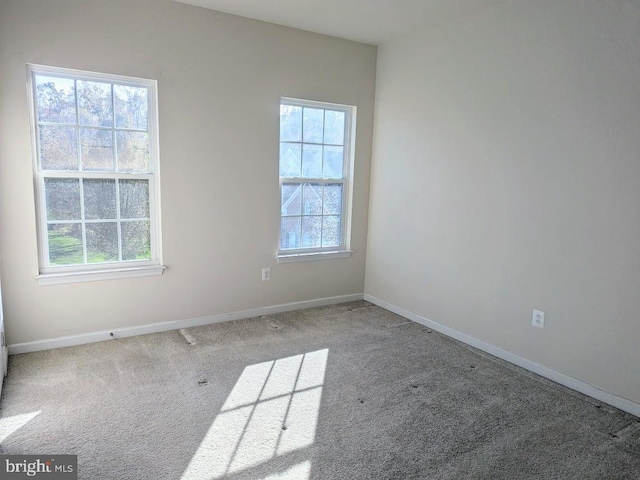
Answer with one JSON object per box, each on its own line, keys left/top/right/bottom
{"left": 0, "top": 301, "right": 638, "bottom": 479}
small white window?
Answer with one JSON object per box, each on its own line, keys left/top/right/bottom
{"left": 28, "top": 65, "right": 164, "bottom": 285}
{"left": 277, "top": 98, "right": 355, "bottom": 263}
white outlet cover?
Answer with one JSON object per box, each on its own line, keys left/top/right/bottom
{"left": 262, "top": 268, "right": 271, "bottom": 281}
{"left": 532, "top": 309, "right": 545, "bottom": 328}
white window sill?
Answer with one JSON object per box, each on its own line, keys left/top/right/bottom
{"left": 37, "top": 265, "right": 166, "bottom": 285}
{"left": 276, "top": 250, "right": 353, "bottom": 264}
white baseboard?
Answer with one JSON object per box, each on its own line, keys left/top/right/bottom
{"left": 364, "top": 294, "right": 640, "bottom": 418}
{"left": 8, "top": 293, "right": 364, "bottom": 355}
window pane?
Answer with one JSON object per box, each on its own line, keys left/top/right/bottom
{"left": 301, "top": 216, "right": 321, "bottom": 249}
{"left": 114, "top": 85, "right": 148, "bottom": 130}
{"left": 278, "top": 100, "right": 352, "bottom": 253}
{"left": 48, "top": 223, "right": 83, "bottom": 266}
{"left": 280, "top": 217, "right": 301, "bottom": 250}
{"left": 119, "top": 180, "right": 150, "bottom": 219}
{"left": 32, "top": 69, "right": 160, "bottom": 271}
{"left": 44, "top": 178, "right": 81, "bottom": 220}
{"left": 78, "top": 80, "right": 113, "bottom": 127}
{"left": 302, "top": 144, "right": 322, "bottom": 178}
{"left": 81, "top": 128, "right": 114, "bottom": 171}
{"left": 121, "top": 221, "right": 151, "bottom": 260}
{"left": 303, "top": 108, "right": 324, "bottom": 143}
{"left": 86, "top": 222, "right": 118, "bottom": 263}
{"left": 323, "top": 184, "right": 342, "bottom": 215}
{"left": 84, "top": 179, "right": 116, "bottom": 220}
{"left": 322, "top": 216, "right": 341, "bottom": 247}
{"left": 39, "top": 125, "right": 78, "bottom": 170}
{"left": 324, "top": 110, "right": 345, "bottom": 145}
{"left": 116, "top": 131, "right": 149, "bottom": 173}
{"left": 279, "top": 143, "right": 301, "bottom": 177}
{"left": 302, "top": 183, "right": 322, "bottom": 215}
{"left": 323, "top": 146, "right": 343, "bottom": 179}
{"left": 35, "top": 75, "right": 76, "bottom": 124}
{"left": 280, "top": 105, "right": 302, "bottom": 142}
{"left": 282, "top": 183, "right": 302, "bottom": 216}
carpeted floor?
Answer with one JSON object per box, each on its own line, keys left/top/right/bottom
{"left": 0, "top": 301, "right": 638, "bottom": 479}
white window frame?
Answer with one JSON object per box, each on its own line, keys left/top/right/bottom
{"left": 27, "top": 64, "right": 165, "bottom": 285}
{"left": 277, "top": 97, "right": 356, "bottom": 263}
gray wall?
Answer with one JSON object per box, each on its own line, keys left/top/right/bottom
{"left": 0, "top": 0, "right": 377, "bottom": 344}
{"left": 366, "top": 0, "right": 640, "bottom": 404}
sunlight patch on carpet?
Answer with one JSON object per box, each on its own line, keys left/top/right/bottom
{"left": 181, "top": 349, "right": 328, "bottom": 480}
{"left": 0, "top": 411, "right": 41, "bottom": 443}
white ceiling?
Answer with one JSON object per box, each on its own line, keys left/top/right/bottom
{"left": 174, "top": 0, "right": 503, "bottom": 45}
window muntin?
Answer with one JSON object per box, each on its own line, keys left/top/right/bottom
{"left": 29, "top": 65, "right": 161, "bottom": 276}
{"left": 279, "top": 99, "right": 354, "bottom": 255}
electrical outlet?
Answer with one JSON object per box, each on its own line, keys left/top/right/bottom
{"left": 262, "top": 268, "right": 271, "bottom": 281}
{"left": 532, "top": 309, "right": 545, "bottom": 328}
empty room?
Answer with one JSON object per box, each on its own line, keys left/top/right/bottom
{"left": 0, "top": 0, "right": 639, "bottom": 478}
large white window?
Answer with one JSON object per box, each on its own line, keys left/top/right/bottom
{"left": 278, "top": 98, "right": 355, "bottom": 262}
{"left": 28, "top": 65, "right": 164, "bottom": 285}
